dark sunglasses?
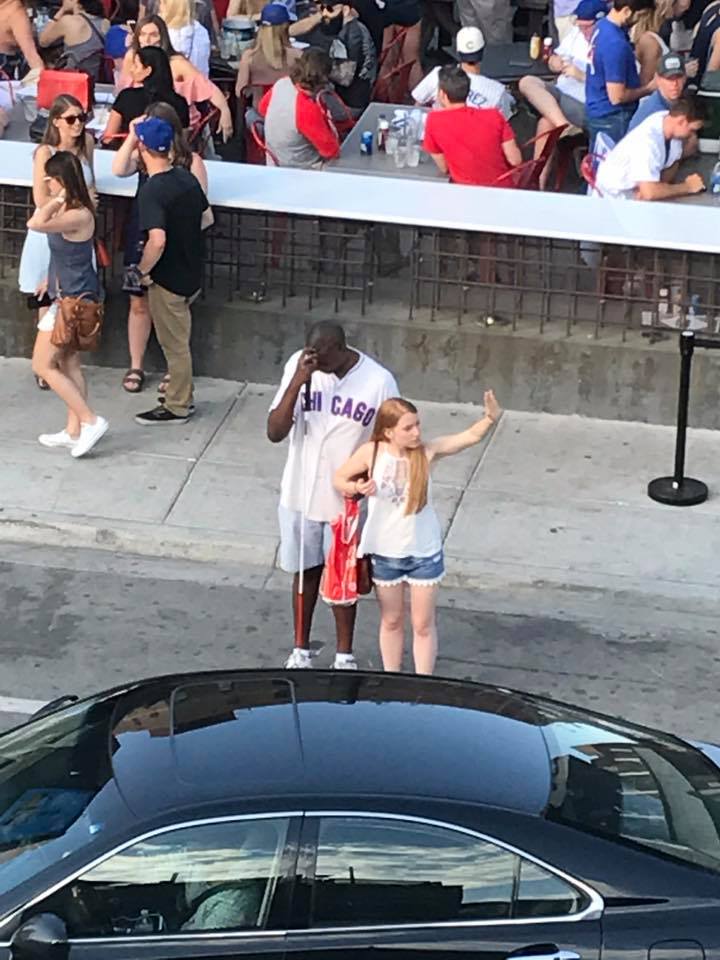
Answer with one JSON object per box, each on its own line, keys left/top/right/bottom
{"left": 59, "top": 113, "right": 88, "bottom": 125}
{"left": 320, "top": 4, "right": 340, "bottom": 11}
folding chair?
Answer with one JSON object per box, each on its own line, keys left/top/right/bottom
{"left": 378, "top": 25, "right": 410, "bottom": 71}
{"left": 188, "top": 104, "right": 221, "bottom": 155}
{"left": 580, "top": 152, "right": 604, "bottom": 196}
{"left": 372, "top": 60, "right": 415, "bottom": 104}
{"left": 519, "top": 122, "right": 568, "bottom": 187}
{"left": 492, "top": 157, "right": 546, "bottom": 190}
{"left": 250, "top": 118, "right": 280, "bottom": 166}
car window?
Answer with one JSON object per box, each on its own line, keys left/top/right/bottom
{"left": 39, "top": 818, "right": 291, "bottom": 937}
{"left": 0, "top": 697, "right": 130, "bottom": 912}
{"left": 515, "top": 859, "right": 584, "bottom": 919}
{"left": 540, "top": 715, "right": 720, "bottom": 873}
{"left": 309, "top": 816, "right": 585, "bottom": 927}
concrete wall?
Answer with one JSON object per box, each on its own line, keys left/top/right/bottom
{"left": 3, "top": 276, "right": 720, "bottom": 429}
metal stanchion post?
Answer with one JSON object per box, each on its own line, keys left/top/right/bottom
{"left": 648, "top": 330, "right": 709, "bottom": 507}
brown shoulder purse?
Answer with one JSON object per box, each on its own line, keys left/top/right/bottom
{"left": 356, "top": 441, "right": 379, "bottom": 596}
{"left": 51, "top": 294, "right": 104, "bottom": 353}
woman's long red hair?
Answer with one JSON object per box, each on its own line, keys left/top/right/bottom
{"left": 371, "top": 398, "right": 428, "bottom": 516}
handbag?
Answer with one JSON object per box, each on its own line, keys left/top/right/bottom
{"left": 320, "top": 497, "right": 364, "bottom": 607}
{"left": 37, "top": 69, "right": 94, "bottom": 111}
{"left": 51, "top": 294, "right": 104, "bottom": 352}
{"left": 355, "top": 440, "right": 379, "bottom": 596}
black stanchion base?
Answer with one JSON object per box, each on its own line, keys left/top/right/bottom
{"left": 648, "top": 476, "right": 709, "bottom": 506}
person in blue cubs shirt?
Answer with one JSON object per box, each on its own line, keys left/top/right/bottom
{"left": 585, "top": 0, "right": 657, "bottom": 146}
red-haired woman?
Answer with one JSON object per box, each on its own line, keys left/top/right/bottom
{"left": 335, "top": 391, "right": 501, "bottom": 675}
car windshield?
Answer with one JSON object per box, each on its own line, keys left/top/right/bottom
{"left": 0, "top": 696, "right": 125, "bottom": 911}
{"left": 538, "top": 704, "right": 720, "bottom": 873}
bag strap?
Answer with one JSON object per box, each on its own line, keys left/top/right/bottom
{"left": 80, "top": 13, "right": 107, "bottom": 46}
{"left": 369, "top": 440, "right": 379, "bottom": 477}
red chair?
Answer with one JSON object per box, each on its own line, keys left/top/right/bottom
{"left": 251, "top": 118, "right": 279, "bottom": 166}
{"left": 378, "top": 25, "right": 410, "bottom": 71}
{"left": 580, "top": 152, "right": 604, "bottom": 195}
{"left": 238, "top": 84, "right": 272, "bottom": 164}
{"left": 188, "top": 105, "right": 221, "bottom": 155}
{"left": 519, "top": 122, "right": 568, "bottom": 186}
{"left": 372, "top": 60, "right": 415, "bottom": 104}
{"left": 491, "top": 157, "right": 546, "bottom": 190}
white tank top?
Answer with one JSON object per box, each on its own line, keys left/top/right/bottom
{"left": 358, "top": 449, "right": 443, "bottom": 559}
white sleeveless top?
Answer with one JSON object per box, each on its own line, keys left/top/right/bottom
{"left": 358, "top": 449, "right": 443, "bottom": 559}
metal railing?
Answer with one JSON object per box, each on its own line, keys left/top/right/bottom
{"left": 2, "top": 183, "right": 719, "bottom": 341}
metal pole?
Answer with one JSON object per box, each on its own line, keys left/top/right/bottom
{"left": 648, "top": 330, "right": 708, "bottom": 507}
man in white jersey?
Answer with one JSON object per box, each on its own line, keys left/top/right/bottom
{"left": 268, "top": 322, "right": 399, "bottom": 670}
{"left": 412, "top": 27, "right": 514, "bottom": 118}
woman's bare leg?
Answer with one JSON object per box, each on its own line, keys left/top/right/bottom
{"left": 376, "top": 583, "right": 406, "bottom": 671}
{"left": 32, "top": 331, "right": 96, "bottom": 428}
{"left": 61, "top": 350, "right": 88, "bottom": 438}
{"left": 410, "top": 583, "right": 439, "bottom": 674}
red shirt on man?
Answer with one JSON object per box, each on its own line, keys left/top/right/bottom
{"left": 422, "top": 106, "right": 515, "bottom": 186}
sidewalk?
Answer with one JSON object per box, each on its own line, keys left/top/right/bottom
{"left": 2, "top": 357, "right": 720, "bottom": 601}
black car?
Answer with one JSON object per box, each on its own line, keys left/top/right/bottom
{"left": 1, "top": 671, "right": 720, "bottom": 960}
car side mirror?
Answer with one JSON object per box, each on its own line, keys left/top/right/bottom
{"left": 10, "top": 913, "right": 69, "bottom": 960}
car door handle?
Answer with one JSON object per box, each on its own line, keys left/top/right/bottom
{"left": 510, "top": 952, "right": 581, "bottom": 960}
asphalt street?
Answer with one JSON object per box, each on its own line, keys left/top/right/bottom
{"left": 1, "top": 542, "right": 719, "bottom": 740}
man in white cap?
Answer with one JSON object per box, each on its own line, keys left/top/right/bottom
{"left": 412, "top": 25, "right": 514, "bottom": 117}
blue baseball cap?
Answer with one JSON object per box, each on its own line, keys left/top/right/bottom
{"left": 135, "top": 117, "right": 174, "bottom": 153}
{"left": 574, "top": 0, "right": 606, "bottom": 20}
{"left": 260, "top": 2, "right": 292, "bottom": 24}
{"left": 105, "top": 23, "right": 130, "bottom": 58}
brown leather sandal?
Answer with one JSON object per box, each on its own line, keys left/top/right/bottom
{"left": 122, "top": 369, "right": 145, "bottom": 393}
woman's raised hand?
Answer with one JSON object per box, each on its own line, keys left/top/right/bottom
{"left": 484, "top": 389, "right": 502, "bottom": 423}
{"left": 356, "top": 477, "right": 377, "bottom": 497}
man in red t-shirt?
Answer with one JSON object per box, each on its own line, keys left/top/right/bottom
{"left": 422, "top": 66, "right": 521, "bottom": 186}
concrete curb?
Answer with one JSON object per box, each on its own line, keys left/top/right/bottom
{"left": 2, "top": 510, "right": 719, "bottom": 605}
{"left": 0, "top": 511, "right": 279, "bottom": 570}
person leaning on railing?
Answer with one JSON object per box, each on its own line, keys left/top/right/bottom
{"left": 257, "top": 48, "right": 340, "bottom": 167}
{"left": 594, "top": 94, "right": 706, "bottom": 199}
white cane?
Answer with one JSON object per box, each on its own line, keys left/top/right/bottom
{"left": 294, "top": 377, "right": 312, "bottom": 650}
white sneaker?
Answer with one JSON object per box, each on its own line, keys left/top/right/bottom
{"left": 71, "top": 416, "right": 108, "bottom": 459}
{"left": 285, "top": 648, "right": 312, "bottom": 669}
{"left": 38, "top": 429, "right": 77, "bottom": 449}
{"left": 333, "top": 654, "right": 359, "bottom": 671}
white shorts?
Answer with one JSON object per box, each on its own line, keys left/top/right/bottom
{"left": 278, "top": 505, "right": 333, "bottom": 574}
{"left": 37, "top": 301, "right": 58, "bottom": 333}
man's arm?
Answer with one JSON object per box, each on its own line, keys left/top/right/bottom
{"left": 295, "top": 96, "right": 340, "bottom": 160}
{"left": 10, "top": 5, "right": 44, "bottom": 69}
{"left": 428, "top": 152, "right": 448, "bottom": 174}
{"left": 137, "top": 228, "right": 166, "bottom": 275}
{"left": 635, "top": 173, "right": 705, "bottom": 200}
{"left": 606, "top": 79, "right": 654, "bottom": 106}
{"left": 502, "top": 137, "right": 522, "bottom": 167}
{"left": 267, "top": 350, "right": 316, "bottom": 443}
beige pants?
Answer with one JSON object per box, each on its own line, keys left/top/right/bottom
{"left": 148, "top": 281, "right": 196, "bottom": 417}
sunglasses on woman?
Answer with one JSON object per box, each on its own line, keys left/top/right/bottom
{"left": 59, "top": 113, "right": 88, "bottom": 125}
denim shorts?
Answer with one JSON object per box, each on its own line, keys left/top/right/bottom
{"left": 371, "top": 551, "right": 445, "bottom": 587}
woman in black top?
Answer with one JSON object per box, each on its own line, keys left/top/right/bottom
{"left": 102, "top": 46, "right": 189, "bottom": 144}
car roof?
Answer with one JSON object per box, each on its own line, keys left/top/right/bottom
{"left": 104, "top": 671, "right": 553, "bottom": 819}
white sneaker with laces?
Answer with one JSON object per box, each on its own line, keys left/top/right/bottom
{"left": 38, "top": 429, "right": 77, "bottom": 449}
{"left": 333, "top": 654, "right": 358, "bottom": 670}
{"left": 285, "top": 648, "right": 312, "bottom": 669}
{"left": 71, "top": 416, "right": 109, "bottom": 459}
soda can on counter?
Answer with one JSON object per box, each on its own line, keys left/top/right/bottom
{"left": 361, "top": 131, "right": 373, "bottom": 155}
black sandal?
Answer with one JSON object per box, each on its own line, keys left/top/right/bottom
{"left": 35, "top": 376, "right": 50, "bottom": 391}
{"left": 122, "top": 368, "right": 145, "bottom": 393}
